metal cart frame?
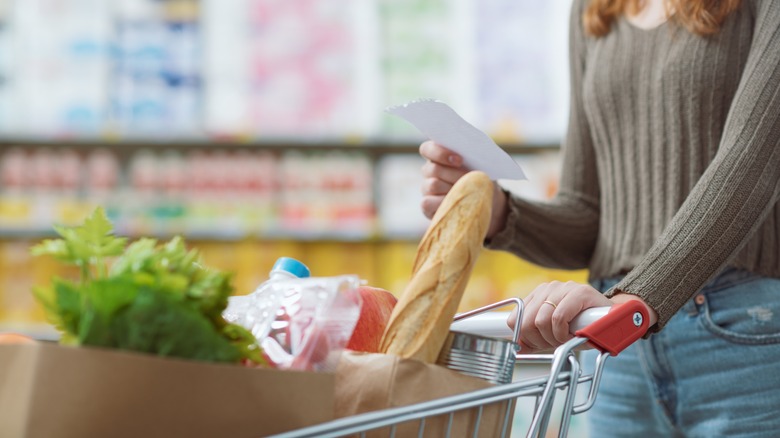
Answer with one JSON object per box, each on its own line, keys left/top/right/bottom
{"left": 271, "top": 299, "right": 648, "bottom": 438}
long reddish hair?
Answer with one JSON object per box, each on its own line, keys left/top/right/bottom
{"left": 584, "top": 0, "right": 743, "bottom": 37}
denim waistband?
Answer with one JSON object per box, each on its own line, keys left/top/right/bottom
{"left": 593, "top": 267, "right": 763, "bottom": 311}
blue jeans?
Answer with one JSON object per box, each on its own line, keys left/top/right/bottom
{"left": 582, "top": 268, "right": 780, "bottom": 437}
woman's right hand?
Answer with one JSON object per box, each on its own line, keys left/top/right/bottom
{"left": 419, "top": 141, "right": 509, "bottom": 238}
{"left": 419, "top": 140, "right": 469, "bottom": 219}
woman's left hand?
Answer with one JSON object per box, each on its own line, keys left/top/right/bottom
{"left": 507, "top": 281, "right": 657, "bottom": 353}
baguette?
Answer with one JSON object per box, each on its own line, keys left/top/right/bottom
{"left": 379, "top": 171, "right": 493, "bottom": 363}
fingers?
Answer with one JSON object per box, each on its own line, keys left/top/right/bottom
{"left": 421, "top": 160, "right": 468, "bottom": 185}
{"left": 419, "top": 141, "right": 467, "bottom": 186}
{"left": 549, "top": 295, "right": 579, "bottom": 344}
{"left": 519, "top": 286, "right": 557, "bottom": 351}
{"left": 534, "top": 299, "right": 569, "bottom": 347}
{"left": 421, "top": 195, "right": 445, "bottom": 219}
{"left": 419, "top": 140, "right": 462, "bottom": 167}
{"left": 419, "top": 141, "right": 468, "bottom": 219}
{"left": 422, "top": 177, "right": 453, "bottom": 196}
{"left": 517, "top": 281, "right": 613, "bottom": 354}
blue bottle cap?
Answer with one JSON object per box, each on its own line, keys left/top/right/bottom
{"left": 271, "top": 257, "right": 311, "bottom": 278}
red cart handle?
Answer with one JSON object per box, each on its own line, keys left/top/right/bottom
{"left": 574, "top": 300, "right": 649, "bottom": 355}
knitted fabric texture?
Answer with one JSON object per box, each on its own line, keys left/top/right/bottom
{"left": 488, "top": 0, "right": 780, "bottom": 328}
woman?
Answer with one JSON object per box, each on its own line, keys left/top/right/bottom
{"left": 420, "top": 0, "right": 780, "bottom": 435}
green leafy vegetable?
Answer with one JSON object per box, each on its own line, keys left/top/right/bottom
{"left": 31, "top": 207, "right": 265, "bottom": 365}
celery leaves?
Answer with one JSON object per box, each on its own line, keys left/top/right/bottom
{"left": 31, "top": 207, "right": 265, "bottom": 365}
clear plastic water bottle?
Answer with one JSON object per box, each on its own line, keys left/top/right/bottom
{"left": 223, "top": 257, "right": 310, "bottom": 329}
{"left": 262, "top": 257, "right": 311, "bottom": 284}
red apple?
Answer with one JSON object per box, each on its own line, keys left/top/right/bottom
{"left": 346, "top": 286, "right": 398, "bottom": 353}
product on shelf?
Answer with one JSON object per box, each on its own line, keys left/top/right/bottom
{"left": 379, "top": 0, "right": 461, "bottom": 138}
{"left": 203, "top": 0, "right": 364, "bottom": 139}
{"left": 0, "top": 148, "right": 30, "bottom": 229}
{"left": 113, "top": 0, "right": 201, "bottom": 135}
{"left": 0, "top": 0, "right": 569, "bottom": 141}
{"left": 505, "top": 151, "right": 562, "bottom": 201}
{"left": 474, "top": 0, "right": 570, "bottom": 143}
{"left": 278, "top": 150, "right": 374, "bottom": 239}
{"left": 8, "top": 0, "right": 112, "bottom": 136}
{"left": 0, "top": 3, "right": 11, "bottom": 133}
{"left": 376, "top": 153, "right": 429, "bottom": 238}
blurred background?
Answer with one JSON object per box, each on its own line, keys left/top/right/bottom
{"left": 0, "top": 0, "right": 586, "bottom": 338}
{"left": 0, "top": 1, "right": 591, "bottom": 434}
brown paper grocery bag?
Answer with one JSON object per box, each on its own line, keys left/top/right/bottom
{"left": 336, "top": 351, "right": 514, "bottom": 437}
{"left": 0, "top": 342, "right": 334, "bottom": 438}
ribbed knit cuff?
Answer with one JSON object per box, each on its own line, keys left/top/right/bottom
{"left": 483, "top": 188, "right": 518, "bottom": 251}
{"left": 604, "top": 284, "right": 663, "bottom": 335}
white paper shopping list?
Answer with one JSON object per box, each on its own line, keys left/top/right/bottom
{"left": 386, "top": 99, "right": 527, "bottom": 181}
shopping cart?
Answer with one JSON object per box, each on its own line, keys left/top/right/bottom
{"left": 271, "top": 298, "right": 649, "bottom": 438}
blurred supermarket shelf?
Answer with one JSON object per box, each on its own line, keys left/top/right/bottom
{"left": 0, "top": 144, "right": 563, "bottom": 241}
{"left": 0, "top": 228, "right": 423, "bottom": 243}
{"left": 0, "top": 138, "right": 560, "bottom": 154}
{"left": 0, "top": 0, "right": 568, "bottom": 241}
{"left": 0, "top": 0, "right": 570, "bottom": 144}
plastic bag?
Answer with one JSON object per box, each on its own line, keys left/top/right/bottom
{"left": 224, "top": 275, "right": 361, "bottom": 371}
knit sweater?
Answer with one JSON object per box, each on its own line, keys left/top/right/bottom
{"left": 487, "top": 0, "right": 780, "bottom": 329}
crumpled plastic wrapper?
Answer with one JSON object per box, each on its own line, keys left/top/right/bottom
{"left": 224, "top": 275, "right": 361, "bottom": 371}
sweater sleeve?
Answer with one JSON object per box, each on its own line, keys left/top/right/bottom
{"left": 606, "top": 0, "right": 780, "bottom": 329}
{"left": 486, "top": 0, "right": 600, "bottom": 270}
